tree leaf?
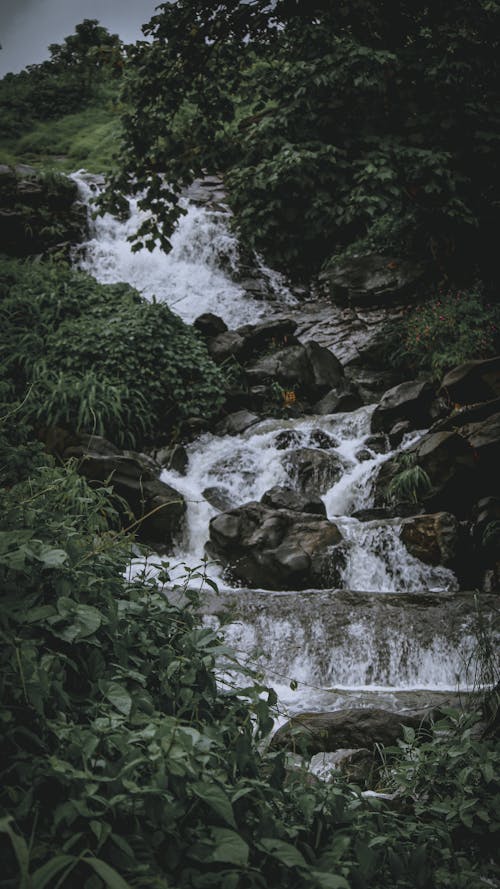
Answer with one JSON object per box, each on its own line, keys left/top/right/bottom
{"left": 259, "top": 837, "right": 307, "bottom": 869}
{"left": 193, "top": 781, "right": 236, "bottom": 827}
{"left": 0, "top": 817, "right": 30, "bottom": 888}
{"left": 83, "top": 855, "right": 133, "bottom": 889}
{"left": 32, "top": 855, "right": 76, "bottom": 889}
{"left": 102, "top": 681, "right": 132, "bottom": 717}
{"left": 210, "top": 828, "right": 249, "bottom": 867}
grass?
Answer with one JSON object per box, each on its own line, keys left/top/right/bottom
{"left": 0, "top": 101, "right": 123, "bottom": 174}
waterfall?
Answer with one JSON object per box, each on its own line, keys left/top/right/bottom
{"left": 71, "top": 170, "right": 294, "bottom": 327}
{"left": 73, "top": 172, "right": 493, "bottom": 719}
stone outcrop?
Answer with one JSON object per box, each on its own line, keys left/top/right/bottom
{"left": 319, "top": 254, "right": 427, "bottom": 307}
{"left": 312, "top": 380, "right": 363, "bottom": 415}
{"left": 0, "top": 164, "right": 86, "bottom": 256}
{"left": 284, "top": 448, "right": 344, "bottom": 496}
{"left": 400, "top": 512, "right": 460, "bottom": 567}
{"left": 245, "top": 340, "right": 343, "bottom": 399}
{"left": 272, "top": 708, "right": 427, "bottom": 754}
{"left": 206, "top": 501, "right": 344, "bottom": 590}
{"left": 261, "top": 485, "right": 326, "bottom": 516}
{"left": 60, "top": 433, "right": 186, "bottom": 547}
{"left": 215, "top": 410, "right": 261, "bottom": 436}
{"left": 439, "top": 356, "right": 500, "bottom": 406}
{"left": 371, "top": 379, "right": 435, "bottom": 434}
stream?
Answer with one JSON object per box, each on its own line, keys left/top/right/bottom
{"left": 72, "top": 171, "right": 493, "bottom": 723}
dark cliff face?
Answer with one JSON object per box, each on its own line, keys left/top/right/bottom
{"left": 0, "top": 163, "right": 86, "bottom": 256}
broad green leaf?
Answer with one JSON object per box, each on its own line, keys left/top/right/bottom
{"left": 193, "top": 781, "right": 236, "bottom": 827}
{"left": 210, "top": 828, "right": 249, "bottom": 867}
{"left": 0, "top": 817, "right": 30, "bottom": 888}
{"left": 103, "top": 682, "right": 132, "bottom": 717}
{"left": 311, "top": 872, "right": 350, "bottom": 889}
{"left": 39, "top": 547, "right": 68, "bottom": 568}
{"left": 259, "top": 838, "right": 307, "bottom": 869}
{"left": 32, "top": 854, "right": 76, "bottom": 889}
{"left": 83, "top": 855, "right": 133, "bottom": 889}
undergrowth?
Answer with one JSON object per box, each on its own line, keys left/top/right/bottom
{"left": 0, "top": 406, "right": 499, "bottom": 888}
{"left": 0, "top": 258, "right": 227, "bottom": 446}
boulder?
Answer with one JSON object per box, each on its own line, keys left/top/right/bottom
{"left": 274, "top": 429, "right": 304, "bottom": 450}
{"left": 466, "top": 411, "right": 500, "bottom": 479}
{"left": 313, "top": 379, "right": 362, "bottom": 415}
{"left": 374, "top": 430, "right": 477, "bottom": 517}
{"left": 439, "top": 356, "right": 500, "bottom": 406}
{"left": 409, "top": 431, "right": 477, "bottom": 515}
{"left": 207, "top": 330, "right": 245, "bottom": 363}
{"left": 432, "top": 396, "right": 500, "bottom": 433}
{"left": 320, "top": 254, "right": 427, "bottom": 307}
{"left": 202, "top": 486, "right": 234, "bottom": 512}
{"left": 236, "top": 317, "right": 298, "bottom": 360}
{"left": 371, "top": 379, "right": 435, "bottom": 434}
{"left": 308, "top": 429, "right": 338, "bottom": 450}
{"left": 0, "top": 165, "right": 86, "bottom": 256}
{"left": 245, "top": 340, "right": 343, "bottom": 399}
{"left": 272, "top": 708, "right": 426, "bottom": 754}
{"left": 305, "top": 341, "right": 344, "bottom": 391}
{"left": 156, "top": 443, "right": 189, "bottom": 475}
{"left": 194, "top": 313, "right": 228, "bottom": 338}
{"left": 400, "top": 512, "right": 460, "bottom": 566}
{"left": 206, "top": 501, "right": 344, "bottom": 590}
{"left": 62, "top": 435, "right": 185, "bottom": 546}
{"left": 261, "top": 485, "right": 326, "bottom": 516}
{"left": 215, "top": 410, "right": 261, "bottom": 436}
{"left": 284, "top": 448, "right": 344, "bottom": 496}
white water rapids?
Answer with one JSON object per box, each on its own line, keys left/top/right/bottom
{"left": 71, "top": 172, "right": 489, "bottom": 719}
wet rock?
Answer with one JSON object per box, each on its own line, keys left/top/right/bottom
{"left": 236, "top": 317, "right": 298, "bottom": 360}
{"left": 466, "top": 411, "right": 500, "bottom": 478}
{"left": 62, "top": 435, "right": 185, "bottom": 546}
{"left": 206, "top": 501, "right": 344, "bottom": 590}
{"left": 155, "top": 443, "right": 189, "bottom": 475}
{"left": 261, "top": 485, "right": 326, "bottom": 516}
{"left": 364, "top": 434, "right": 388, "bottom": 455}
{"left": 388, "top": 420, "right": 412, "bottom": 448}
{"left": 400, "top": 512, "right": 460, "bottom": 567}
{"left": 207, "top": 330, "right": 245, "bottom": 363}
{"left": 313, "top": 380, "right": 363, "bottom": 415}
{"left": 284, "top": 448, "right": 345, "bottom": 496}
{"left": 194, "top": 313, "right": 228, "bottom": 338}
{"left": 202, "top": 486, "right": 234, "bottom": 512}
{"left": 355, "top": 448, "right": 373, "bottom": 463}
{"left": 432, "top": 397, "right": 500, "bottom": 433}
{"left": 308, "top": 429, "right": 338, "bottom": 450}
{"left": 245, "top": 340, "right": 343, "bottom": 399}
{"left": 410, "top": 431, "right": 477, "bottom": 516}
{"left": 215, "top": 410, "right": 261, "bottom": 436}
{"left": 351, "top": 507, "right": 391, "bottom": 522}
{"left": 305, "top": 341, "right": 344, "bottom": 391}
{"left": 274, "top": 429, "right": 304, "bottom": 450}
{"left": 371, "top": 379, "right": 435, "bottom": 434}
{"left": 0, "top": 165, "right": 86, "bottom": 256}
{"left": 320, "top": 254, "right": 427, "bottom": 307}
{"left": 439, "top": 356, "right": 500, "bottom": 406}
{"left": 272, "top": 708, "right": 426, "bottom": 754}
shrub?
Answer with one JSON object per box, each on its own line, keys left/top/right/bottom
{"left": 0, "top": 258, "right": 227, "bottom": 446}
{"left": 399, "top": 288, "right": 500, "bottom": 380}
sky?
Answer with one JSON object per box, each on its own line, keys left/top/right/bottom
{"left": 0, "top": 0, "right": 161, "bottom": 77}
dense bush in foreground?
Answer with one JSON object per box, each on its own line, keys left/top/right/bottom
{"left": 0, "top": 418, "right": 499, "bottom": 888}
{"left": 0, "top": 258, "right": 226, "bottom": 446}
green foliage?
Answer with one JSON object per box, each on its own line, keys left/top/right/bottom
{"left": 399, "top": 288, "right": 500, "bottom": 381}
{"left": 0, "top": 20, "right": 123, "bottom": 135}
{"left": 1, "top": 425, "right": 499, "bottom": 888}
{"left": 106, "top": 1, "right": 500, "bottom": 278}
{"left": 0, "top": 258, "right": 227, "bottom": 445}
{"left": 387, "top": 453, "right": 433, "bottom": 505}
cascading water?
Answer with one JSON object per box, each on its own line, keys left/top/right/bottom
{"left": 73, "top": 172, "right": 491, "bottom": 720}
{"left": 71, "top": 171, "right": 294, "bottom": 327}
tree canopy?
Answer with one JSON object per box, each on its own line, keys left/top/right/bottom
{"left": 108, "top": 0, "right": 500, "bottom": 279}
